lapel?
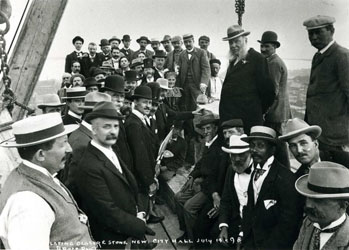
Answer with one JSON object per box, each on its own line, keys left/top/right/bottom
{"left": 311, "top": 42, "right": 337, "bottom": 70}
{"left": 118, "top": 155, "right": 138, "bottom": 194}
{"left": 322, "top": 216, "right": 349, "bottom": 250}
{"left": 129, "top": 113, "right": 152, "bottom": 133}
{"left": 231, "top": 170, "right": 242, "bottom": 210}
{"left": 255, "top": 160, "right": 279, "bottom": 205}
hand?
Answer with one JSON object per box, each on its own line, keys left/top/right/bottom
{"left": 207, "top": 207, "right": 219, "bottom": 219}
{"left": 145, "top": 226, "right": 156, "bottom": 236}
{"left": 149, "top": 183, "right": 157, "bottom": 194}
{"left": 218, "top": 227, "right": 230, "bottom": 247}
{"left": 212, "top": 193, "right": 221, "bottom": 209}
{"left": 137, "top": 212, "right": 146, "bottom": 223}
{"left": 182, "top": 176, "right": 194, "bottom": 190}
{"left": 192, "top": 107, "right": 204, "bottom": 116}
{"left": 200, "top": 83, "right": 207, "bottom": 93}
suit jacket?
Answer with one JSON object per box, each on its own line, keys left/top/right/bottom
{"left": 293, "top": 215, "right": 349, "bottom": 250}
{"left": 125, "top": 113, "right": 156, "bottom": 193}
{"left": 153, "top": 68, "right": 164, "bottom": 81}
{"left": 97, "top": 52, "right": 112, "bottom": 63}
{"left": 264, "top": 53, "right": 292, "bottom": 123}
{"left": 80, "top": 54, "right": 103, "bottom": 77}
{"left": 305, "top": 42, "right": 349, "bottom": 146}
{"left": 76, "top": 143, "right": 147, "bottom": 242}
{"left": 120, "top": 47, "right": 135, "bottom": 63}
{"left": 205, "top": 50, "right": 216, "bottom": 61}
{"left": 164, "top": 49, "right": 183, "bottom": 72}
{"left": 243, "top": 159, "right": 303, "bottom": 250}
{"left": 178, "top": 47, "right": 210, "bottom": 89}
{"left": 219, "top": 48, "right": 275, "bottom": 133}
{"left": 65, "top": 51, "right": 85, "bottom": 73}
{"left": 62, "top": 114, "right": 81, "bottom": 125}
{"left": 133, "top": 49, "right": 154, "bottom": 60}
{"left": 113, "top": 121, "right": 134, "bottom": 173}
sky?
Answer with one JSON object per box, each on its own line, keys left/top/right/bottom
{"left": 7, "top": 0, "right": 349, "bottom": 80}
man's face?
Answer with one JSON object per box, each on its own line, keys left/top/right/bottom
{"left": 134, "top": 98, "right": 152, "bottom": 115}
{"left": 111, "top": 49, "right": 121, "bottom": 59}
{"left": 150, "top": 102, "right": 159, "bottom": 116}
{"left": 67, "top": 98, "right": 84, "bottom": 115}
{"left": 62, "top": 76, "right": 70, "bottom": 85}
{"left": 72, "top": 76, "right": 83, "bottom": 87}
{"left": 95, "top": 74, "right": 105, "bottom": 81}
{"left": 71, "top": 62, "right": 81, "bottom": 74}
{"left": 139, "top": 40, "right": 148, "bottom": 50}
{"left": 120, "top": 99, "right": 132, "bottom": 116}
{"left": 159, "top": 89, "right": 167, "bottom": 100}
{"left": 184, "top": 38, "right": 194, "bottom": 50}
{"left": 230, "top": 151, "right": 251, "bottom": 174}
{"left": 134, "top": 65, "right": 143, "bottom": 74}
{"left": 199, "top": 39, "right": 209, "bottom": 50}
{"left": 260, "top": 43, "right": 276, "bottom": 58}
{"left": 288, "top": 134, "right": 318, "bottom": 165}
{"left": 123, "top": 40, "right": 131, "bottom": 48}
{"left": 172, "top": 41, "right": 183, "bottom": 51}
{"left": 92, "top": 118, "right": 120, "bottom": 147}
{"left": 210, "top": 63, "right": 221, "bottom": 77}
{"left": 43, "top": 106, "right": 62, "bottom": 114}
{"left": 87, "top": 86, "right": 99, "bottom": 92}
{"left": 201, "top": 123, "right": 218, "bottom": 143}
{"left": 138, "top": 53, "right": 146, "bottom": 61}
{"left": 88, "top": 45, "right": 97, "bottom": 56}
{"left": 144, "top": 68, "right": 154, "bottom": 78}
{"left": 101, "top": 45, "right": 111, "bottom": 54}
{"left": 305, "top": 198, "right": 345, "bottom": 228}
{"left": 151, "top": 42, "right": 160, "bottom": 51}
{"left": 162, "top": 41, "right": 172, "bottom": 51}
{"left": 120, "top": 58, "right": 130, "bottom": 69}
{"left": 154, "top": 57, "right": 165, "bottom": 70}
{"left": 223, "top": 127, "right": 244, "bottom": 145}
{"left": 229, "top": 36, "right": 247, "bottom": 57}
{"left": 110, "top": 40, "right": 120, "bottom": 48}
{"left": 249, "top": 139, "right": 275, "bottom": 164}
{"left": 308, "top": 27, "right": 333, "bottom": 50}
{"left": 42, "top": 135, "right": 72, "bottom": 174}
{"left": 104, "top": 90, "right": 124, "bottom": 111}
{"left": 166, "top": 75, "right": 176, "bottom": 88}
{"left": 125, "top": 81, "right": 137, "bottom": 91}
{"left": 74, "top": 41, "right": 83, "bottom": 51}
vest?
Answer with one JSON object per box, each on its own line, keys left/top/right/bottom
{"left": 0, "top": 163, "right": 95, "bottom": 249}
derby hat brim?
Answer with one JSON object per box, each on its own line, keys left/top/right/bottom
{"left": 295, "top": 174, "right": 349, "bottom": 199}
{"left": 241, "top": 135, "right": 277, "bottom": 144}
{"left": 130, "top": 94, "right": 152, "bottom": 100}
{"left": 257, "top": 40, "right": 280, "bottom": 48}
{"left": 196, "top": 118, "right": 220, "bottom": 128}
{"left": 279, "top": 125, "right": 321, "bottom": 141}
{"left": 0, "top": 124, "right": 78, "bottom": 148}
{"left": 37, "top": 103, "right": 65, "bottom": 109}
{"left": 222, "top": 31, "right": 250, "bottom": 41}
{"left": 136, "top": 38, "right": 151, "bottom": 44}
{"left": 100, "top": 86, "right": 129, "bottom": 94}
{"left": 85, "top": 110, "right": 125, "bottom": 123}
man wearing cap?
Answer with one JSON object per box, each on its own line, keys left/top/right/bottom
{"left": 37, "top": 93, "right": 65, "bottom": 114}
{"left": 293, "top": 162, "right": 349, "bottom": 250}
{"left": 81, "top": 42, "right": 102, "bottom": 77}
{"left": 153, "top": 50, "right": 167, "bottom": 80}
{"left": 199, "top": 35, "right": 216, "bottom": 60}
{"left": 241, "top": 126, "right": 303, "bottom": 249}
{"left": 62, "top": 87, "right": 87, "bottom": 125}
{"left": 164, "top": 35, "right": 183, "bottom": 73}
{"left": 161, "top": 35, "right": 172, "bottom": 53}
{"left": 219, "top": 25, "right": 275, "bottom": 134}
{"left": 75, "top": 102, "right": 156, "bottom": 249}
{"left": 130, "top": 58, "right": 144, "bottom": 75}
{"left": 0, "top": 113, "right": 95, "bottom": 249}
{"left": 109, "top": 36, "right": 121, "bottom": 48}
{"left": 178, "top": 34, "right": 210, "bottom": 111}
{"left": 303, "top": 15, "right": 349, "bottom": 158}
{"left": 133, "top": 36, "right": 154, "bottom": 59}
{"left": 150, "top": 38, "right": 161, "bottom": 53}
{"left": 97, "top": 39, "right": 112, "bottom": 63}
{"left": 120, "top": 35, "right": 135, "bottom": 62}
{"left": 65, "top": 36, "right": 86, "bottom": 73}
{"left": 206, "top": 58, "right": 223, "bottom": 101}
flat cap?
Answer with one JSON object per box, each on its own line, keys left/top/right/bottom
{"left": 303, "top": 15, "right": 335, "bottom": 30}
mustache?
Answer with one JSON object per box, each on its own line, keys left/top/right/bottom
{"left": 304, "top": 207, "right": 324, "bottom": 219}
{"left": 106, "top": 135, "right": 117, "bottom": 140}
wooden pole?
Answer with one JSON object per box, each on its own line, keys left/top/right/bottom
{"left": 8, "top": 0, "right": 68, "bottom": 120}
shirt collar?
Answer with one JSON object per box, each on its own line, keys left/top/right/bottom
{"left": 314, "top": 213, "right": 346, "bottom": 230}
{"left": 68, "top": 110, "right": 82, "bottom": 119}
{"left": 205, "top": 135, "right": 218, "bottom": 148}
{"left": 75, "top": 50, "right": 82, "bottom": 54}
{"left": 256, "top": 156, "right": 274, "bottom": 170}
{"left": 132, "top": 109, "right": 146, "bottom": 124}
{"left": 81, "top": 120, "right": 92, "bottom": 131}
{"left": 22, "top": 160, "right": 54, "bottom": 178}
{"left": 187, "top": 48, "right": 194, "bottom": 53}
{"left": 319, "top": 40, "right": 335, "bottom": 54}
{"left": 91, "top": 139, "right": 113, "bottom": 152}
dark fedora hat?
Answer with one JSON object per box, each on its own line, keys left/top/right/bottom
{"left": 100, "top": 75, "right": 127, "bottom": 94}
{"left": 99, "top": 39, "right": 110, "bottom": 47}
{"left": 153, "top": 50, "right": 167, "bottom": 59}
{"left": 147, "top": 82, "right": 161, "bottom": 104}
{"left": 85, "top": 101, "right": 124, "bottom": 123}
{"left": 124, "top": 70, "right": 140, "bottom": 82}
{"left": 143, "top": 58, "right": 154, "bottom": 69}
{"left": 221, "top": 119, "right": 244, "bottom": 129}
{"left": 257, "top": 31, "right": 280, "bottom": 48}
{"left": 241, "top": 126, "right": 277, "bottom": 144}
{"left": 122, "top": 34, "right": 131, "bottom": 42}
{"left": 109, "top": 36, "right": 121, "bottom": 44}
{"left": 90, "top": 67, "right": 106, "bottom": 77}
{"left": 131, "top": 85, "right": 152, "bottom": 100}
{"left": 72, "top": 36, "right": 84, "bottom": 44}
{"left": 83, "top": 77, "right": 102, "bottom": 88}
{"left": 161, "top": 35, "right": 171, "bottom": 43}
{"left": 136, "top": 36, "right": 151, "bottom": 44}
{"left": 222, "top": 25, "right": 250, "bottom": 41}
{"left": 130, "top": 58, "right": 144, "bottom": 68}
{"left": 196, "top": 113, "right": 220, "bottom": 128}
{"left": 199, "top": 35, "right": 210, "bottom": 42}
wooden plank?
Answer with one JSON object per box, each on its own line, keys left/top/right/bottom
{"left": 8, "top": 0, "right": 68, "bottom": 121}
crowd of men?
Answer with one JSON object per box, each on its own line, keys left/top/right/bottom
{"left": 0, "top": 14, "right": 348, "bottom": 250}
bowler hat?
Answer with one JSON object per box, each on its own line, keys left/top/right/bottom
{"left": 196, "top": 113, "right": 220, "bottom": 128}
{"left": 147, "top": 82, "right": 161, "bottom": 104}
{"left": 122, "top": 34, "right": 131, "bottom": 42}
{"left": 143, "top": 58, "right": 154, "bottom": 69}
{"left": 37, "top": 94, "right": 65, "bottom": 109}
{"left": 80, "top": 92, "right": 111, "bottom": 110}
{"left": 258, "top": 31, "right": 280, "bottom": 48}
{"left": 279, "top": 118, "right": 322, "bottom": 141}
{"left": 131, "top": 58, "right": 144, "bottom": 68}
{"left": 199, "top": 35, "right": 210, "bottom": 42}
{"left": 91, "top": 68, "right": 106, "bottom": 77}
{"left": 124, "top": 70, "right": 140, "bottom": 82}
{"left": 109, "top": 36, "right": 121, "bottom": 44}
{"left": 241, "top": 126, "right": 277, "bottom": 144}
{"left": 295, "top": 162, "right": 349, "bottom": 198}
{"left": 62, "top": 87, "right": 87, "bottom": 100}
{"left": 83, "top": 77, "right": 102, "bottom": 88}
{"left": 156, "top": 78, "right": 172, "bottom": 90}
{"left": 222, "top": 25, "right": 250, "bottom": 41}
{"left": 153, "top": 50, "right": 167, "bottom": 59}
{"left": 72, "top": 36, "right": 84, "bottom": 44}
{"left": 221, "top": 119, "right": 244, "bottom": 129}
{"left": 131, "top": 85, "right": 152, "bottom": 100}
{"left": 161, "top": 35, "right": 171, "bottom": 43}
{"left": 222, "top": 134, "right": 250, "bottom": 154}
{"left": 0, "top": 113, "right": 78, "bottom": 147}
{"left": 303, "top": 15, "right": 335, "bottom": 30}
{"left": 100, "top": 75, "right": 127, "bottom": 94}
{"left": 136, "top": 36, "right": 151, "bottom": 44}
{"left": 85, "top": 101, "right": 124, "bottom": 123}
{"left": 99, "top": 39, "right": 110, "bottom": 47}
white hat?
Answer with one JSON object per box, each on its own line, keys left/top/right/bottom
{"left": 156, "top": 78, "right": 172, "bottom": 90}
{"left": 222, "top": 134, "right": 250, "bottom": 154}
{"left": 61, "top": 87, "right": 87, "bottom": 100}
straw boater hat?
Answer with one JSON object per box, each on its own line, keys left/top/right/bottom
{"left": 222, "top": 134, "right": 250, "bottom": 154}
{"left": 62, "top": 87, "right": 87, "bottom": 100}
{"left": 80, "top": 92, "right": 111, "bottom": 110}
{"left": 241, "top": 126, "right": 277, "bottom": 144}
{"left": 222, "top": 25, "right": 250, "bottom": 41}
{"left": 37, "top": 94, "right": 65, "bottom": 109}
{"left": 196, "top": 113, "right": 220, "bottom": 129}
{"left": 0, "top": 113, "right": 78, "bottom": 147}
{"left": 278, "top": 118, "right": 322, "bottom": 141}
{"left": 295, "top": 161, "right": 349, "bottom": 199}
{"left": 156, "top": 78, "right": 172, "bottom": 90}
{"left": 85, "top": 101, "right": 124, "bottom": 123}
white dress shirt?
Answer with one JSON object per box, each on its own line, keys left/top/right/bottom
{"left": 91, "top": 140, "right": 123, "bottom": 174}
{"left": 205, "top": 135, "right": 218, "bottom": 148}
{"left": 187, "top": 48, "right": 194, "bottom": 60}
{"left": 209, "top": 76, "right": 223, "bottom": 99}
{"left": 252, "top": 156, "right": 274, "bottom": 203}
{"left": 81, "top": 120, "right": 92, "bottom": 132}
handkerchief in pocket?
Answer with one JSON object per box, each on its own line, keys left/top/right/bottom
{"left": 264, "top": 199, "right": 277, "bottom": 210}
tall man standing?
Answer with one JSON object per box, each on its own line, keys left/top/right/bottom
{"left": 133, "top": 36, "right": 154, "bottom": 59}
{"left": 303, "top": 15, "right": 349, "bottom": 157}
{"left": 219, "top": 25, "right": 275, "bottom": 133}
{"left": 120, "top": 35, "right": 134, "bottom": 62}
{"left": 65, "top": 36, "right": 86, "bottom": 73}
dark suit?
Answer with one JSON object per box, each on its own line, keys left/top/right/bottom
{"left": 133, "top": 49, "right": 154, "bottom": 60}
{"left": 62, "top": 114, "right": 81, "bottom": 125}
{"left": 80, "top": 55, "right": 103, "bottom": 77}
{"left": 164, "top": 49, "right": 183, "bottom": 72}
{"left": 120, "top": 47, "right": 135, "bottom": 63}
{"left": 153, "top": 68, "right": 164, "bottom": 81}
{"left": 65, "top": 51, "right": 85, "bottom": 73}
{"left": 219, "top": 48, "right": 275, "bottom": 133}
{"left": 97, "top": 52, "right": 111, "bottom": 63}
{"left": 243, "top": 159, "right": 303, "bottom": 250}
{"left": 76, "top": 143, "right": 147, "bottom": 248}
{"left": 113, "top": 121, "right": 134, "bottom": 172}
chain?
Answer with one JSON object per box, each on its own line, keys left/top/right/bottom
{"left": 235, "top": 0, "right": 245, "bottom": 26}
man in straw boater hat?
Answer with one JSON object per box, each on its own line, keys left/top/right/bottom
{"left": 293, "top": 162, "right": 349, "bottom": 249}
{"left": 0, "top": 113, "right": 95, "bottom": 249}
{"left": 240, "top": 126, "right": 303, "bottom": 250}
{"left": 62, "top": 86, "right": 87, "bottom": 125}
{"left": 74, "top": 102, "right": 156, "bottom": 249}
{"left": 219, "top": 25, "right": 275, "bottom": 134}
{"left": 37, "top": 93, "right": 66, "bottom": 114}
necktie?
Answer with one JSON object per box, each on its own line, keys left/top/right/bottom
{"left": 253, "top": 167, "right": 266, "bottom": 181}
{"left": 312, "top": 223, "right": 344, "bottom": 250}
{"left": 312, "top": 52, "right": 321, "bottom": 65}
